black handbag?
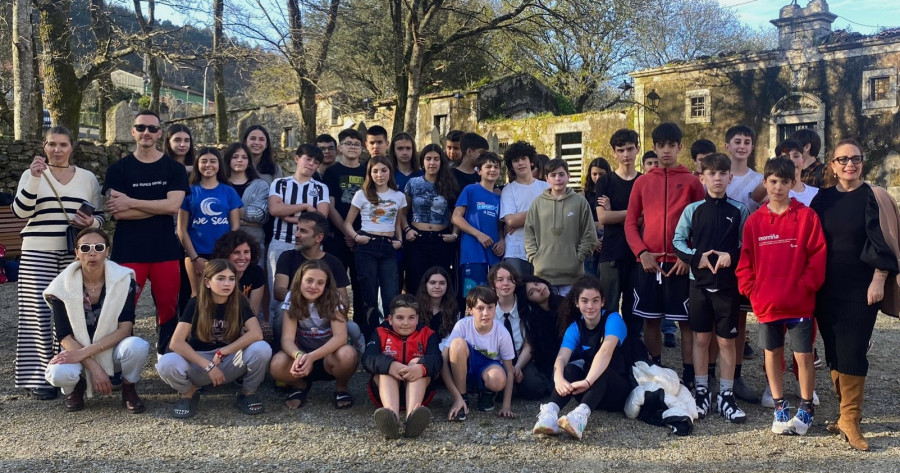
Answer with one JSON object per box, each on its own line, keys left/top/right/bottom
{"left": 42, "top": 170, "right": 80, "bottom": 255}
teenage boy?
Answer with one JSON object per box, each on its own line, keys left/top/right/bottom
{"left": 641, "top": 151, "right": 659, "bottom": 171}
{"left": 790, "top": 128, "right": 825, "bottom": 188}
{"left": 454, "top": 132, "right": 489, "bottom": 189}
{"left": 624, "top": 122, "right": 705, "bottom": 385}
{"left": 690, "top": 139, "right": 717, "bottom": 177}
{"left": 365, "top": 125, "right": 390, "bottom": 158}
{"left": 442, "top": 286, "right": 516, "bottom": 420}
{"left": 446, "top": 130, "right": 464, "bottom": 165}
{"left": 779, "top": 139, "right": 819, "bottom": 206}
{"left": 314, "top": 134, "right": 339, "bottom": 179}
{"left": 595, "top": 129, "right": 641, "bottom": 338}
{"left": 736, "top": 157, "right": 826, "bottom": 436}
{"left": 451, "top": 153, "right": 504, "bottom": 296}
{"left": 673, "top": 153, "right": 750, "bottom": 424}
{"left": 500, "top": 141, "right": 549, "bottom": 278}
{"left": 104, "top": 110, "right": 189, "bottom": 355}
{"left": 724, "top": 124, "right": 765, "bottom": 403}
{"left": 267, "top": 144, "right": 330, "bottom": 314}
{"left": 639, "top": 148, "right": 676, "bottom": 347}
{"left": 525, "top": 159, "right": 596, "bottom": 296}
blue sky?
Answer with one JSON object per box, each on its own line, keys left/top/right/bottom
{"left": 719, "top": 0, "right": 900, "bottom": 35}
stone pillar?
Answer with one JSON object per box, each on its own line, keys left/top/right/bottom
{"left": 106, "top": 101, "right": 134, "bottom": 145}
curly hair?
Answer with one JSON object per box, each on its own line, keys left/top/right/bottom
{"left": 557, "top": 275, "right": 605, "bottom": 336}
{"left": 212, "top": 230, "right": 261, "bottom": 266}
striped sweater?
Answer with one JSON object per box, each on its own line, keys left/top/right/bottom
{"left": 12, "top": 169, "right": 104, "bottom": 251}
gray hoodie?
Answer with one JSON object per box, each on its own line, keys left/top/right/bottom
{"left": 524, "top": 188, "right": 597, "bottom": 285}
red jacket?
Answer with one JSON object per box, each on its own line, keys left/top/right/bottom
{"left": 736, "top": 199, "right": 827, "bottom": 323}
{"left": 625, "top": 165, "right": 705, "bottom": 263}
{"left": 362, "top": 323, "right": 442, "bottom": 378}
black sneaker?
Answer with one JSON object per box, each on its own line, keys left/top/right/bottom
{"left": 477, "top": 389, "right": 496, "bottom": 412}
{"left": 694, "top": 386, "right": 711, "bottom": 419}
{"left": 663, "top": 332, "right": 677, "bottom": 348}
{"left": 716, "top": 390, "right": 747, "bottom": 424}
{"left": 743, "top": 343, "right": 757, "bottom": 360}
{"left": 732, "top": 377, "right": 760, "bottom": 404}
{"left": 455, "top": 394, "right": 471, "bottom": 421}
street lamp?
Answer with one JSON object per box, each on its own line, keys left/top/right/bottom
{"left": 646, "top": 89, "right": 661, "bottom": 111}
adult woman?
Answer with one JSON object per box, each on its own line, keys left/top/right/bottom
{"left": 241, "top": 125, "right": 283, "bottom": 185}
{"left": 44, "top": 229, "right": 150, "bottom": 413}
{"left": 12, "top": 126, "right": 104, "bottom": 399}
{"left": 165, "top": 124, "right": 195, "bottom": 173}
{"left": 401, "top": 144, "right": 460, "bottom": 295}
{"left": 212, "top": 230, "right": 266, "bottom": 319}
{"left": 224, "top": 142, "right": 269, "bottom": 254}
{"left": 156, "top": 259, "right": 272, "bottom": 418}
{"left": 809, "top": 139, "right": 899, "bottom": 451}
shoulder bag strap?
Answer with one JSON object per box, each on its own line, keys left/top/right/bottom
{"left": 41, "top": 170, "right": 72, "bottom": 224}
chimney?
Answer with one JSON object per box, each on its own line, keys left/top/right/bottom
{"left": 771, "top": 0, "right": 838, "bottom": 50}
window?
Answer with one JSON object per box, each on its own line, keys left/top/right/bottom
{"left": 862, "top": 68, "right": 897, "bottom": 113}
{"left": 555, "top": 132, "right": 583, "bottom": 189}
{"left": 283, "top": 127, "right": 295, "bottom": 149}
{"left": 870, "top": 77, "right": 890, "bottom": 102}
{"left": 684, "top": 89, "right": 710, "bottom": 124}
{"left": 433, "top": 114, "right": 448, "bottom": 136}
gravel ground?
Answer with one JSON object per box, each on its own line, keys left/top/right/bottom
{"left": 0, "top": 281, "right": 899, "bottom": 472}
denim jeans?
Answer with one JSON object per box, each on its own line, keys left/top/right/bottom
{"left": 354, "top": 236, "right": 400, "bottom": 334}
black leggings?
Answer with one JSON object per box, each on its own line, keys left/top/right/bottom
{"left": 549, "top": 362, "right": 630, "bottom": 412}
{"left": 816, "top": 297, "right": 878, "bottom": 376}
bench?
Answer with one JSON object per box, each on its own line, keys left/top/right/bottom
{"left": 0, "top": 206, "right": 26, "bottom": 259}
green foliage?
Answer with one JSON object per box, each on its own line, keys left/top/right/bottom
{"left": 556, "top": 93, "right": 576, "bottom": 115}
{"left": 138, "top": 95, "right": 152, "bottom": 110}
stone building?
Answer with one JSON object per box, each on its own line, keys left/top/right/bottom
{"left": 629, "top": 0, "right": 900, "bottom": 184}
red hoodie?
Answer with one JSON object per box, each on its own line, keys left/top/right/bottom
{"left": 735, "top": 199, "right": 827, "bottom": 323}
{"left": 625, "top": 165, "right": 705, "bottom": 263}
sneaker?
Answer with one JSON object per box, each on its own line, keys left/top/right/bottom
{"left": 716, "top": 390, "right": 747, "bottom": 424}
{"left": 403, "top": 406, "right": 432, "bottom": 438}
{"left": 785, "top": 404, "right": 813, "bottom": 436}
{"left": 663, "top": 332, "right": 677, "bottom": 348}
{"left": 813, "top": 349, "right": 823, "bottom": 369}
{"left": 743, "top": 343, "right": 757, "bottom": 360}
{"left": 532, "top": 403, "right": 560, "bottom": 435}
{"left": 374, "top": 407, "right": 401, "bottom": 439}
{"left": 733, "top": 377, "right": 760, "bottom": 404}
{"left": 558, "top": 406, "right": 590, "bottom": 440}
{"left": 694, "top": 386, "right": 711, "bottom": 420}
{"left": 771, "top": 401, "right": 793, "bottom": 434}
{"left": 454, "top": 394, "right": 470, "bottom": 421}
{"left": 477, "top": 389, "right": 496, "bottom": 412}
{"left": 761, "top": 384, "right": 774, "bottom": 408}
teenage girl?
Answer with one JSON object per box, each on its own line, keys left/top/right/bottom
{"left": 224, "top": 142, "right": 269, "bottom": 257}
{"left": 241, "top": 125, "right": 283, "bottom": 185}
{"left": 177, "top": 147, "right": 243, "bottom": 296}
{"left": 415, "top": 266, "right": 460, "bottom": 350}
{"left": 165, "top": 124, "right": 195, "bottom": 173}
{"left": 269, "top": 260, "right": 359, "bottom": 409}
{"left": 582, "top": 158, "right": 611, "bottom": 276}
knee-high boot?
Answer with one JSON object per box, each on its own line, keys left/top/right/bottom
{"left": 836, "top": 373, "right": 869, "bottom": 451}
{"left": 826, "top": 370, "right": 841, "bottom": 434}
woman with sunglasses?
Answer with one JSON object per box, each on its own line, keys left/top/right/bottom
{"left": 810, "top": 139, "right": 900, "bottom": 451}
{"left": 12, "top": 126, "right": 104, "bottom": 400}
{"left": 44, "top": 229, "right": 150, "bottom": 413}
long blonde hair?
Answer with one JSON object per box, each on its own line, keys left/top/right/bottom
{"left": 194, "top": 259, "right": 244, "bottom": 343}
{"left": 286, "top": 260, "right": 344, "bottom": 322}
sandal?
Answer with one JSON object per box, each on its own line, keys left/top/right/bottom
{"left": 285, "top": 382, "right": 312, "bottom": 410}
{"left": 236, "top": 392, "right": 265, "bottom": 415}
{"left": 172, "top": 391, "right": 200, "bottom": 419}
{"left": 334, "top": 390, "right": 354, "bottom": 410}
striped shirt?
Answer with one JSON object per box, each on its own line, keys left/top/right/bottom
{"left": 269, "top": 176, "right": 329, "bottom": 244}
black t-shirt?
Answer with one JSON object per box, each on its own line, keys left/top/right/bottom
{"left": 239, "top": 264, "right": 265, "bottom": 298}
{"left": 179, "top": 297, "right": 254, "bottom": 352}
{"left": 322, "top": 162, "right": 367, "bottom": 220}
{"left": 275, "top": 250, "right": 350, "bottom": 288}
{"left": 453, "top": 168, "right": 480, "bottom": 191}
{"left": 51, "top": 281, "right": 138, "bottom": 342}
{"left": 231, "top": 181, "right": 250, "bottom": 199}
{"left": 103, "top": 154, "right": 189, "bottom": 262}
{"left": 595, "top": 171, "right": 641, "bottom": 262}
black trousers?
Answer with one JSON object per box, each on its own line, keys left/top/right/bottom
{"left": 549, "top": 362, "right": 630, "bottom": 412}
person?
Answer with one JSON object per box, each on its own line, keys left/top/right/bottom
{"left": 441, "top": 285, "right": 516, "bottom": 420}
{"left": 810, "top": 139, "right": 899, "bottom": 450}
{"left": 673, "top": 153, "right": 750, "bottom": 424}
{"left": 212, "top": 230, "right": 266, "bottom": 324}
{"left": 103, "top": 110, "right": 188, "bottom": 356}
{"left": 12, "top": 126, "right": 105, "bottom": 399}
{"left": 624, "top": 122, "right": 705, "bottom": 386}
{"left": 641, "top": 151, "right": 659, "bottom": 171}
{"left": 791, "top": 128, "right": 825, "bottom": 188}
{"left": 595, "top": 129, "right": 641, "bottom": 340}
{"left": 525, "top": 159, "right": 597, "bottom": 296}
{"left": 531, "top": 275, "right": 630, "bottom": 440}
{"left": 269, "top": 260, "right": 359, "bottom": 410}
{"left": 451, "top": 152, "right": 504, "bottom": 297}
{"left": 401, "top": 144, "right": 460, "bottom": 295}
{"left": 532, "top": 154, "right": 550, "bottom": 181}
{"left": 363, "top": 294, "right": 442, "bottom": 439}
{"left": 453, "top": 133, "right": 489, "bottom": 189}
{"left": 689, "top": 139, "right": 717, "bottom": 177}
{"left": 314, "top": 134, "right": 339, "bottom": 179}
{"left": 500, "top": 141, "right": 549, "bottom": 278}
{"left": 224, "top": 142, "right": 269, "bottom": 256}
{"left": 724, "top": 124, "right": 766, "bottom": 403}
{"left": 242, "top": 124, "right": 284, "bottom": 185}
{"left": 737, "top": 156, "right": 827, "bottom": 436}
{"left": 365, "top": 125, "right": 390, "bottom": 158}
{"left": 178, "top": 147, "right": 243, "bottom": 297}
{"left": 779, "top": 138, "right": 819, "bottom": 206}
{"left": 165, "top": 124, "right": 195, "bottom": 174}
{"left": 415, "top": 266, "right": 460, "bottom": 350}
{"left": 44, "top": 228, "right": 149, "bottom": 413}
{"left": 156, "top": 259, "right": 272, "bottom": 418}
{"left": 390, "top": 132, "right": 422, "bottom": 192}
{"left": 267, "top": 144, "right": 329, "bottom": 315}
{"left": 445, "top": 130, "right": 464, "bottom": 165}
{"left": 581, "top": 158, "right": 609, "bottom": 277}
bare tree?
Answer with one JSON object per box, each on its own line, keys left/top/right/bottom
{"left": 133, "top": 0, "right": 162, "bottom": 114}
{"left": 213, "top": 0, "right": 228, "bottom": 141}
{"left": 12, "top": 0, "right": 36, "bottom": 139}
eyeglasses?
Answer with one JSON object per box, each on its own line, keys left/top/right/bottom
{"left": 341, "top": 142, "right": 362, "bottom": 148}
{"left": 318, "top": 145, "right": 336, "bottom": 152}
{"left": 832, "top": 155, "right": 863, "bottom": 165}
{"left": 78, "top": 243, "right": 107, "bottom": 253}
{"left": 133, "top": 124, "right": 161, "bottom": 133}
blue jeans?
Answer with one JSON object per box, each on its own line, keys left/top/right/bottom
{"left": 355, "top": 236, "right": 399, "bottom": 334}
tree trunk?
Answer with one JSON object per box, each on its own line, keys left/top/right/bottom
{"left": 213, "top": 0, "right": 228, "bottom": 141}
{"left": 299, "top": 79, "right": 316, "bottom": 142}
{"left": 389, "top": 0, "right": 407, "bottom": 136}
{"left": 403, "top": 41, "right": 426, "bottom": 136}
{"left": 97, "top": 74, "right": 113, "bottom": 142}
{"left": 37, "top": 0, "right": 84, "bottom": 134}
{"left": 12, "top": 0, "right": 36, "bottom": 140}
{"left": 30, "top": 25, "right": 43, "bottom": 135}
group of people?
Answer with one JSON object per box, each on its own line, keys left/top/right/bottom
{"left": 10, "top": 111, "right": 898, "bottom": 449}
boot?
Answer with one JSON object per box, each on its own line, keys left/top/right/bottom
{"left": 836, "top": 373, "right": 869, "bottom": 451}
{"left": 122, "top": 382, "right": 146, "bottom": 414}
{"left": 826, "top": 370, "right": 841, "bottom": 434}
{"left": 65, "top": 378, "right": 86, "bottom": 412}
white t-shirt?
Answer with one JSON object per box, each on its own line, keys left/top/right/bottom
{"left": 727, "top": 169, "right": 763, "bottom": 213}
{"left": 350, "top": 188, "right": 407, "bottom": 234}
{"left": 789, "top": 185, "right": 819, "bottom": 206}
{"left": 500, "top": 179, "right": 549, "bottom": 260}
{"left": 447, "top": 316, "right": 515, "bottom": 361}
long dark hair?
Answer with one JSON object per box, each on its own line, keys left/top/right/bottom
{"left": 584, "top": 157, "right": 611, "bottom": 196}
{"left": 362, "top": 155, "right": 397, "bottom": 204}
{"left": 390, "top": 132, "right": 420, "bottom": 173}
{"left": 165, "top": 124, "right": 195, "bottom": 166}
{"left": 419, "top": 143, "right": 459, "bottom": 202}
{"left": 415, "top": 266, "right": 458, "bottom": 338}
{"left": 557, "top": 275, "right": 605, "bottom": 336}
{"left": 194, "top": 259, "right": 244, "bottom": 344}
{"left": 223, "top": 142, "right": 260, "bottom": 182}
{"left": 189, "top": 147, "right": 228, "bottom": 185}
{"left": 241, "top": 125, "right": 277, "bottom": 176}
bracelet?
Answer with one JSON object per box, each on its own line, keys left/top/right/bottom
{"left": 585, "top": 378, "right": 593, "bottom": 387}
{"left": 204, "top": 362, "right": 215, "bottom": 373}
{"left": 97, "top": 341, "right": 106, "bottom": 352}
{"left": 353, "top": 234, "right": 359, "bottom": 241}
{"left": 191, "top": 255, "right": 200, "bottom": 262}
{"left": 403, "top": 227, "right": 411, "bottom": 234}
{"left": 215, "top": 349, "right": 225, "bottom": 359}
{"left": 294, "top": 350, "right": 306, "bottom": 359}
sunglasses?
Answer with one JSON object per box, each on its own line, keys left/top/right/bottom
{"left": 78, "top": 243, "right": 107, "bottom": 253}
{"left": 133, "top": 124, "right": 161, "bottom": 133}
{"left": 832, "top": 155, "right": 863, "bottom": 165}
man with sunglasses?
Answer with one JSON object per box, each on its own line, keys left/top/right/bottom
{"left": 102, "top": 110, "right": 189, "bottom": 356}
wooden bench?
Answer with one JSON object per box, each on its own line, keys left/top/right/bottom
{"left": 0, "top": 206, "right": 26, "bottom": 259}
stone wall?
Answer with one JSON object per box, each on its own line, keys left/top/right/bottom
{"left": 0, "top": 140, "right": 130, "bottom": 194}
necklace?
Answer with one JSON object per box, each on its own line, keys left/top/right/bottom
{"left": 47, "top": 163, "right": 72, "bottom": 169}
{"left": 84, "top": 281, "right": 104, "bottom": 294}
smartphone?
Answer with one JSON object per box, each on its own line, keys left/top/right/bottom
{"left": 78, "top": 201, "right": 95, "bottom": 215}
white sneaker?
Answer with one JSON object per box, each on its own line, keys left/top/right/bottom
{"left": 558, "top": 405, "right": 590, "bottom": 440}
{"left": 761, "top": 384, "right": 774, "bottom": 408}
{"left": 786, "top": 404, "right": 813, "bottom": 436}
{"left": 532, "top": 403, "right": 560, "bottom": 435}
{"left": 771, "top": 401, "right": 793, "bottom": 434}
